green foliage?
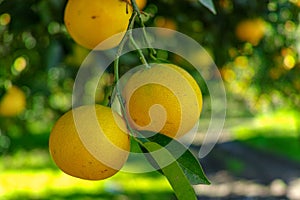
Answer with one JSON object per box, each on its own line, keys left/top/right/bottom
{"left": 134, "top": 131, "right": 209, "bottom": 200}
{"left": 140, "top": 131, "right": 210, "bottom": 185}
{"left": 142, "top": 141, "right": 197, "bottom": 200}
{"left": 0, "top": 0, "right": 299, "bottom": 138}
{"left": 1, "top": 0, "right": 300, "bottom": 198}
{"left": 149, "top": 0, "right": 300, "bottom": 114}
{"left": 0, "top": 0, "right": 74, "bottom": 144}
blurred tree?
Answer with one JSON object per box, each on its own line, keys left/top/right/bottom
{"left": 0, "top": 0, "right": 74, "bottom": 153}
{"left": 1, "top": 0, "right": 300, "bottom": 156}
{"left": 147, "top": 0, "right": 300, "bottom": 132}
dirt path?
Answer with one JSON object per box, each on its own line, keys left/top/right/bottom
{"left": 192, "top": 141, "right": 300, "bottom": 199}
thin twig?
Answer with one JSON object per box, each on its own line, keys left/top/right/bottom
{"left": 113, "top": 12, "right": 137, "bottom": 85}
{"left": 112, "top": 1, "right": 152, "bottom": 139}
{"left": 129, "top": 32, "right": 150, "bottom": 68}
{"left": 130, "top": 0, "right": 157, "bottom": 57}
{"left": 111, "top": 11, "right": 139, "bottom": 136}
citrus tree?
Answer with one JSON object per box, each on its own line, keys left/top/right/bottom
{"left": 155, "top": 0, "right": 300, "bottom": 129}
{"left": 215, "top": 0, "right": 300, "bottom": 133}
{"left": 1, "top": 0, "right": 300, "bottom": 199}
{"left": 48, "top": 1, "right": 215, "bottom": 199}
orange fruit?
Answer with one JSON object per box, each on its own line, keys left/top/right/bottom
{"left": 64, "top": 0, "right": 146, "bottom": 50}
{"left": 235, "top": 18, "right": 266, "bottom": 46}
{"left": 136, "top": 0, "right": 147, "bottom": 10}
{"left": 0, "top": 86, "right": 26, "bottom": 117}
{"left": 154, "top": 16, "right": 177, "bottom": 37}
{"left": 123, "top": 63, "right": 202, "bottom": 138}
{"left": 49, "top": 105, "right": 130, "bottom": 180}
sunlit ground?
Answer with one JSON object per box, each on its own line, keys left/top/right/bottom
{"left": 1, "top": 109, "right": 300, "bottom": 199}
{"left": 0, "top": 151, "right": 172, "bottom": 199}
{"left": 194, "top": 109, "right": 300, "bottom": 199}
{"left": 0, "top": 169, "right": 174, "bottom": 199}
{"left": 0, "top": 147, "right": 174, "bottom": 200}
{"left": 233, "top": 109, "right": 300, "bottom": 163}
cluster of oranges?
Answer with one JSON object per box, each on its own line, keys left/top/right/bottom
{"left": 49, "top": 0, "right": 203, "bottom": 180}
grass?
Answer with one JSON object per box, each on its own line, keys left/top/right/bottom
{"left": 2, "top": 108, "right": 299, "bottom": 199}
{"left": 0, "top": 168, "right": 174, "bottom": 200}
{"left": 233, "top": 109, "right": 300, "bottom": 163}
{"left": 0, "top": 134, "right": 175, "bottom": 200}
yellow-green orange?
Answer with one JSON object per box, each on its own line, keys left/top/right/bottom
{"left": 123, "top": 64, "right": 202, "bottom": 138}
{"left": 235, "top": 18, "right": 266, "bottom": 46}
{"left": 64, "top": 0, "right": 145, "bottom": 50}
{"left": 0, "top": 86, "right": 26, "bottom": 117}
{"left": 49, "top": 105, "right": 130, "bottom": 180}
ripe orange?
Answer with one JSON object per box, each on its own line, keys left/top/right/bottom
{"left": 122, "top": 63, "right": 202, "bottom": 138}
{"left": 49, "top": 105, "right": 130, "bottom": 180}
{"left": 136, "top": 0, "right": 147, "bottom": 10}
{"left": 154, "top": 16, "right": 177, "bottom": 37}
{"left": 0, "top": 86, "right": 26, "bottom": 117}
{"left": 235, "top": 18, "right": 266, "bottom": 46}
{"left": 64, "top": 0, "right": 146, "bottom": 50}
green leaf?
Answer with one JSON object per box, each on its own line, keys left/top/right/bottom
{"left": 140, "top": 131, "right": 210, "bottom": 185}
{"left": 199, "top": 0, "right": 217, "bottom": 14}
{"left": 177, "top": 151, "right": 210, "bottom": 185}
{"left": 142, "top": 141, "right": 197, "bottom": 200}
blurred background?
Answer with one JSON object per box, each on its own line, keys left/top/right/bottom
{"left": 0, "top": 0, "right": 300, "bottom": 199}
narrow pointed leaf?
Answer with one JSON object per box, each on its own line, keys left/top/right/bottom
{"left": 140, "top": 131, "right": 210, "bottom": 185}
{"left": 199, "top": 0, "right": 216, "bottom": 14}
{"left": 142, "top": 141, "right": 197, "bottom": 200}
{"left": 177, "top": 151, "right": 210, "bottom": 185}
